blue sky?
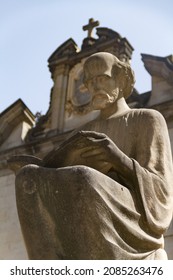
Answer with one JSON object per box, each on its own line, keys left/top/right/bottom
{"left": 1, "top": 0, "right": 173, "bottom": 115}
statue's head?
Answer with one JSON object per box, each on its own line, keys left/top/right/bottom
{"left": 83, "top": 52, "right": 135, "bottom": 103}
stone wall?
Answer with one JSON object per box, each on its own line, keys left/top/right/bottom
{"left": 0, "top": 170, "right": 27, "bottom": 259}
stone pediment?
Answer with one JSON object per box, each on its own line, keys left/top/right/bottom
{"left": 142, "top": 54, "right": 173, "bottom": 106}
{"left": 142, "top": 54, "right": 173, "bottom": 85}
{"left": 0, "top": 99, "right": 35, "bottom": 151}
{"left": 81, "top": 27, "right": 134, "bottom": 62}
{"left": 48, "top": 38, "right": 79, "bottom": 63}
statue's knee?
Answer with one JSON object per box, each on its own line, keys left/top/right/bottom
{"left": 15, "top": 164, "right": 39, "bottom": 194}
{"left": 67, "top": 166, "right": 96, "bottom": 191}
{"left": 70, "top": 165, "right": 94, "bottom": 179}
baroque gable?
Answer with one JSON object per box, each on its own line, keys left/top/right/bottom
{"left": 0, "top": 99, "right": 35, "bottom": 151}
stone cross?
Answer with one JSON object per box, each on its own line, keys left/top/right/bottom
{"left": 83, "top": 18, "right": 100, "bottom": 38}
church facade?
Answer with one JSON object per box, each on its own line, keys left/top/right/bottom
{"left": 0, "top": 19, "right": 173, "bottom": 259}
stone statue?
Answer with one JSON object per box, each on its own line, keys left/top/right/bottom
{"left": 10, "top": 52, "right": 173, "bottom": 260}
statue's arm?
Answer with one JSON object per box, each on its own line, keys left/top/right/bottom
{"left": 79, "top": 111, "right": 173, "bottom": 234}
{"left": 79, "top": 110, "right": 173, "bottom": 185}
{"left": 133, "top": 110, "right": 173, "bottom": 233}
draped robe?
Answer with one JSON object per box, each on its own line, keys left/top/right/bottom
{"left": 15, "top": 108, "right": 173, "bottom": 259}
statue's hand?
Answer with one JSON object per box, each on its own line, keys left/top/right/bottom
{"left": 44, "top": 130, "right": 130, "bottom": 176}
{"left": 79, "top": 130, "right": 122, "bottom": 170}
{"left": 79, "top": 130, "right": 133, "bottom": 180}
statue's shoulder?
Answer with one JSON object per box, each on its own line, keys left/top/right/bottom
{"left": 129, "top": 108, "right": 166, "bottom": 126}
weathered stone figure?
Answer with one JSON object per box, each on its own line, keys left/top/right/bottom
{"left": 12, "top": 52, "right": 173, "bottom": 259}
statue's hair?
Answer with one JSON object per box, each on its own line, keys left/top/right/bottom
{"left": 112, "top": 59, "right": 135, "bottom": 99}
{"left": 83, "top": 52, "right": 135, "bottom": 99}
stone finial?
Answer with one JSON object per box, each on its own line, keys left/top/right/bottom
{"left": 83, "top": 18, "right": 100, "bottom": 38}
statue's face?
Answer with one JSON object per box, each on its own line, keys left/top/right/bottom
{"left": 85, "top": 74, "right": 119, "bottom": 110}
